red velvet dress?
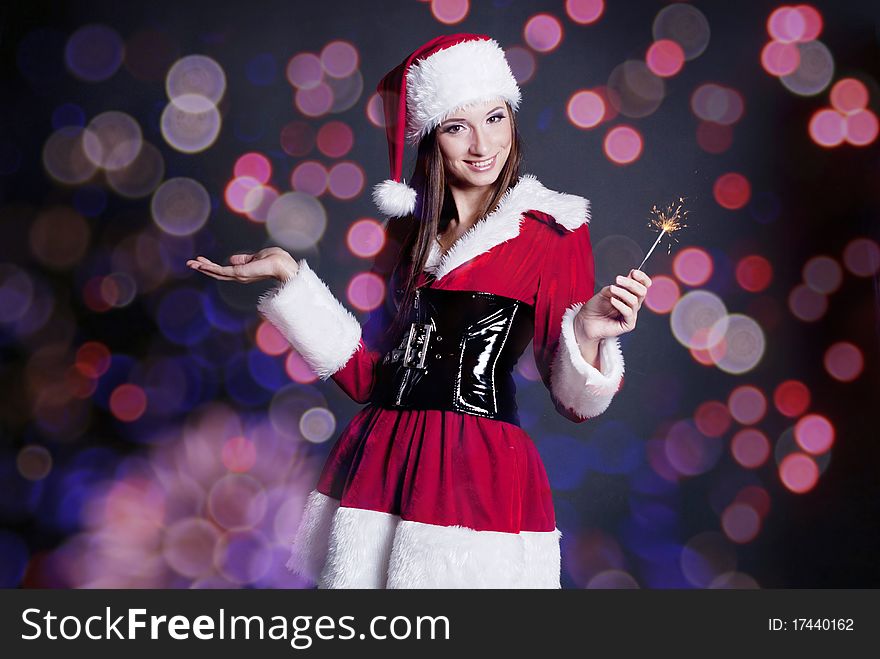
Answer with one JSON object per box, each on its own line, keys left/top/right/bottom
{"left": 256, "top": 175, "right": 625, "bottom": 588}
{"left": 322, "top": 212, "right": 594, "bottom": 533}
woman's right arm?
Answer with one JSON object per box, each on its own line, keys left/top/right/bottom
{"left": 189, "top": 224, "right": 409, "bottom": 404}
{"left": 256, "top": 258, "right": 382, "bottom": 404}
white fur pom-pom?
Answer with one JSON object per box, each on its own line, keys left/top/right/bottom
{"left": 372, "top": 179, "right": 417, "bottom": 218}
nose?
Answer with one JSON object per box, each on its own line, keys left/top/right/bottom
{"left": 469, "top": 125, "right": 490, "bottom": 156}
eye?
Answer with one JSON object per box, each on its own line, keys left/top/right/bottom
{"left": 444, "top": 124, "right": 464, "bottom": 134}
{"left": 488, "top": 113, "right": 506, "bottom": 123}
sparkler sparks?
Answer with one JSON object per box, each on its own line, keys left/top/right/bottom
{"left": 637, "top": 197, "right": 689, "bottom": 271}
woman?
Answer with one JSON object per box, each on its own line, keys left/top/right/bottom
{"left": 187, "top": 34, "right": 651, "bottom": 588}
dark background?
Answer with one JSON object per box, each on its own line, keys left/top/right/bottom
{"left": 0, "top": 0, "right": 878, "bottom": 589}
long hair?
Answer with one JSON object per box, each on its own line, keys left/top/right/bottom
{"left": 379, "top": 101, "right": 524, "bottom": 352}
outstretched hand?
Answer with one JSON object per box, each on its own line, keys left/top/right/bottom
{"left": 186, "top": 247, "right": 298, "bottom": 284}
{"left": 574, "top": 269, "right": 652, "bottom": 342}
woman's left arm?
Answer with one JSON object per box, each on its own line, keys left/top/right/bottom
{"left": 533, "top": 222, "right": 634, "bottom": 422}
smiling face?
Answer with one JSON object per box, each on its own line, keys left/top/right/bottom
{"left": 435, "top": 99, "right": 513, "bottom": 190}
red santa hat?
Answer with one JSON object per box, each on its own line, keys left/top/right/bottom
{"left": 372, "top": 34, "right": 522, "bottom": 218}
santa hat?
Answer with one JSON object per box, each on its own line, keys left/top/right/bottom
{"left": 372, "top": 34, "right": 522, "bottom": 218}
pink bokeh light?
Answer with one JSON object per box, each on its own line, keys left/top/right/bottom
{"left": 713, "top": 172, "right": 751, "bottom": 210}
{"left": 430, "top": 0, "right": 470, "bottom": 25}
{"left": 505, "top": 46, "right": 537, "bottom": 85}
{"left": 830, "top": 78, "right": 869, "bottom": 114}
{"left": 731, "top": 428, "right": 771, "bottom": 468}
{"left": 773, "top": 379, "right": 810, "bottom": 418}
{"left": 234, "top": 152, "right": 271, "bottom": 184}
{"left": 823, "top": 341, "right": 863, "bottom": 382}
{"left": 794, "top": 413, "right": 835, "bottom": 454}
{"left": 347, "top": 272, "right": 385, "bottom": 312}
{"left": 842, "top": 238, "right": 880, "bottom": 277}
{"left": 295, "top": 83, "right": 334, "bottom": 117}
{"left": 75, "top": 341, "right": 112, "bottom": 378}
{"left": 243, "top": 185, "right": 278, "bottom": 223}
{"left": 844, "top": 109, "right": 879, "bottom": 146}
{"left": 673, "top": 247, "right": 713, "bottom": 287}
{"left": 365, "top": 93, "right": 386, "bottom": 128}
{"left": 767, "top": 6, "right": 807, "bottom": 43}
{"left": 728, "top": 385, "right": 768, "bottom": 425}
{"left": 779, "top": 452, "right": 820, "bottom": 494}
{"left": 524, "top": 13, "right": 564, "bottom": 52}
{"left": 644, "top": 275, "right": 679, "bottom": 314}
{"left": 346, "top": 218, "right": 386, "bottom": 258}
{"left": 286, "top": 53, "right": 322, "bottom": 89}
{"left": 222, "top": 436, "right": 257, "bottom": 473}
{"left": 694, "top": 401, "right": 732, "bottom": 438}
{"left": 320, "top": 40, "right": 359, "bottom": 79}
{"left": 290, "top": 161, "right": 328, "bottom": 196}
{"left": 284, "top": 350, "right": 318, "bottom": 384}
{"left": 721, "top": 502, "right": 761, "bottom": 543}
{"left": 603, "top": 125, "right": 643, "bottom": 164}
{"left": 327, "top": 161, "right": 365, "bottom": 200}
{"left": 802, "top": 255, "right": 842, "bottom": 294}
{"left": 256, "top": 320, "right": 290, "bottom": 357}
{"left": 736, "top": 255, "right": 773, "bottom": 293}
{"left": 109, "top": 383, "right": 147, "bottom": 422}
{"left": 224, "top": 176, "right": 261, "bottom": 214}
{"left": 808, "top": 108, "right": 846, "bottom": 147}
{"left": 565, "top": 0, "right": 604, "bottom": 24}
{"left": 646, "top": 39, "right": 685, "bottom": 77}
{"left": 788, "top": 283, "right": 828, "bottom": 321}
{"left": 760, "top": 40, "right": 800, "bottom": 76}
{"left": 316, "top": 121, "right": 354, "bottom": 158}
{"left": 567, "top": 90, "right": 605, "bottom": 128}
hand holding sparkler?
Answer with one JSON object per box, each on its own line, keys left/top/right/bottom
{"left": 574, "top": 268, "right": 652, "bottom": 346}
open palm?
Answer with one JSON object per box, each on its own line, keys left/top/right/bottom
{"left": 186, "top": 247, "right": 297, "bottom": 284}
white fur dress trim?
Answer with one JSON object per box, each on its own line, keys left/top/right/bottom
{"left": 288, "top": 490, "right": 562, "bottom": 589}
{"left": 550, "top": 303, "right": 625, "bottom": 419}
{"left": 256, "top": 259, "right": 361, "bottom": 380}
{"left": 425, "top": 174, "right": 590, "bottom": 281}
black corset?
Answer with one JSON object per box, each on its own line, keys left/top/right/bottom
{"left": 370, "top": 287, "right": 536, "bottom": 425}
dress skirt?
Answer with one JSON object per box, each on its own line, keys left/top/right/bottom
{"left": 288, "top": 403, "right": 562, "bottom": 588}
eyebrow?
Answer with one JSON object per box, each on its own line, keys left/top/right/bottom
{"left": 441, "top": 106, "right": 505, "bottom": 125}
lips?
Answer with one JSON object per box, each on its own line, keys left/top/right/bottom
{"left": 464, "top": 154, "right": 497, "bottom": 171}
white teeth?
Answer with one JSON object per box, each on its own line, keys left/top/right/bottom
{"left": 467, "top": 156, "right": 494, "bottom": 168}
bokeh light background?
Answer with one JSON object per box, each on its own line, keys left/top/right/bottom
{"left": 1, "top": 0, "right": 878, "bottom": 589}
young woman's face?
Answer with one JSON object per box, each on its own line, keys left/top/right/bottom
{"left": 436, "top": 99, "right": 512, "bottom": 189}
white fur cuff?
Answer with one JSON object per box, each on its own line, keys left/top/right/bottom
{"left": 549, "top": 303, "right": 625, "bottom": 419}
{"left": 256, "top": 259, "right": 362, "bottom": 379}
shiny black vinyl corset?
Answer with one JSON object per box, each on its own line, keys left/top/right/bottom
{"left": 370, "top": 287, "right": 536, "bottom": 425}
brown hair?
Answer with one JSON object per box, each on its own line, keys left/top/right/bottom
{"left": 378, "top": 101, "right": 524, "bottom": 351}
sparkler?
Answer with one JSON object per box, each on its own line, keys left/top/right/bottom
{"left": 637, "top": 197, "right": 689, "bottom": 271}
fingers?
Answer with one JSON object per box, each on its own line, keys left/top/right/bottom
{"left": 610, "top": 282, "right": 638, "bottom": 308}
{"left": 191, "top": 256, "right": 240, "bottom": 280}
{"left": 187, "top": 260, "right": 236, "bottom": 281}
{"left": 629, "top": 269, "right": 652, "bottom": 288}
{"left": 610, "top": 279, "right": 640, "bottom": 329}
{"left": 200, "top": 270, "right": 236, "bottom": 281}
{"left": 609, "top": 295, "right": 634, "bottom": 325}
{"left": 615, "top": 275, "right": 646, "bottom": 301}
